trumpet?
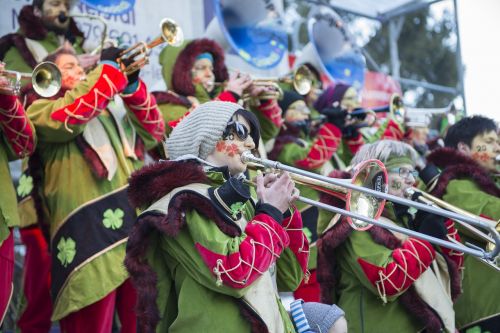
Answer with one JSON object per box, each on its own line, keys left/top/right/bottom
{"left": 0, "top": 62, "right": 62, "bottom": 98}
{"left": 241, "top": 64, "right": 316, "bottom": 102}
{"left": 118, "top": 18, "right": 183, "bottom": 75}
{"left": 240, "top": 151, "right": 500, "bottom": 261}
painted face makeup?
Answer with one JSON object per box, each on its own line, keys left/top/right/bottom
{"left": 206, "top": 115, "right": 256, "bottom": 176}
{"left": 387, "top": 163, "right": 416, "bottom": 197}
{"left": 56, "top": 54, "right": 85, "bottom": 90}
{"left": 191, "top": 58, "right": 215, "bottom": 93}
{"left": 469, "top": 130, "right": 500, "bottom": 172}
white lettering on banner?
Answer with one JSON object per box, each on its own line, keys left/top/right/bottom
{"left": 1, "top": 0, "right": 206, "bottom": 91}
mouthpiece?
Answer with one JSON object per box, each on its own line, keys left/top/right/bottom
{"left": 240, "top": 151, "right": 256, "bottom": 164}
{"left": 58, "top": 12, "right": 69, "bottom": 23}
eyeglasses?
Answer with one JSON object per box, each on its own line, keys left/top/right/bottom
{"left": 223, "top": 120, "right": 250, "bottom": 141}
{"left": 389, "top": 167, "right": 418, "bottom": 179}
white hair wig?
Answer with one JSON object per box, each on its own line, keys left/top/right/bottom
{"left": 350, "top": 140, "right": 420, "bottom": 167}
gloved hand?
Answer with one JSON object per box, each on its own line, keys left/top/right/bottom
{"left": 320, "top": 106, "right": 347, "bottom": 130}
{"left": 414, "top": 210, "right": 448, "bottom": 240}
{"left": 100, "top": 46, "right": 123, "bottom": 63}
{"left": 341, "top": 124, "right": 359, "bottom": 139}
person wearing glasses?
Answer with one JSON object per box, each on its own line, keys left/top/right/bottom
{"left": 315, "top": 140, "right": 463, "bottom": 333}
{"left": 150, "top": 38, "right": 283, "bottom": 158}
{"left": 424, "top": 115, "right": 500, "bottom": 332}
{"left": 125, "top": 101, "right": 310, "bottom": 332}
{"left": 0, "top": 63, "right": 36, "bottom": 326}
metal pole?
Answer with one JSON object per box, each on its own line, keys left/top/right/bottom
{"left": 453, "top": 0, "right": 467, "bottom": 113}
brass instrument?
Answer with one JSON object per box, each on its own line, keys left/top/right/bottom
{"left": 58, "top": 13, "right": 109, "bottom": 56}
{"left": 240, "top": 151, "right": 500, "bottom": 261}
{"left": 0, "top": 62, "right": 62, "bottom": 98}
{"left": 239, "top": 64, "right": 316, "bottom": 104}
{"left": 118, "top": 18, "right": 183, "bottom": 75}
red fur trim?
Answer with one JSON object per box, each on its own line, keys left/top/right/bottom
{"left": 427, "top": 148, "right": 500, "bottom": 198}
{"left": 51, "top": 64, "right": 127, "bottom": 124}
{"left": 127, "top": 160, "right": 210, "bottom": 209}
{"left": 75, "top": 135, "right": 108, "bottom": 179}
{"left": 18, "top": 5, "right": 48, "bottom": 40}
{"left": 317, "top": 219, "right": 445, "bottom": 330}
{"left": 0, "top": 33, "right": 38, "bottom": 68}
{"left": 171, "top": 39, "right": 228, "bottom": 96}
{"left": 151, "top": 91, "right": 191, "bottom": 107}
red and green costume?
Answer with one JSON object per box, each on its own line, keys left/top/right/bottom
{"left": 316, "top": 172, "right": 463, "bottom": 333}
{"left": 125, "top": 160, "right": 309, "bottom": 332}
{"left": 153, "top": 39, "right": 282, "bottom": 148}
{"left": 27, "top": 63, "right": 163, "bottom": 323}
{"left": 0, "top": 93, "right": 36, "bottom": 324}
{"left": 427, "top": 147, "right": 500, "bottom": 331}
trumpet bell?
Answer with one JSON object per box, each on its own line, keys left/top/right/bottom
{"left": 346, "top": 159, "right": 388, "bottom": 230}
{"left": 293, "top": 65, "right": 314, "bottom": 95}
{"left": 32, "top": 62, "right": 62, "bottom": 98}
{"left": 160, "top": 18, "right": 184, "bottom": 47}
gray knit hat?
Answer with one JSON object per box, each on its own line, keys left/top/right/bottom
{"left": 301, "top": 302, "right": 345, "bottom": 333}
{"left": 166, "top": 101, "right": 242, "bottom": 160}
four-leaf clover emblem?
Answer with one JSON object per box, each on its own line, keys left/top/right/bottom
{"left": 102, "top": 208, "right": 124, "bottom": 230}
{"left": 17, "top": 174, "right": 33, "bottom": 197}
{"left": 57, "top": 237, "right": 76, "bottom": 268}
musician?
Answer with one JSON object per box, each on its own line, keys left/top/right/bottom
{"left": 0, "top": 62, "right": 36, "bottom": 325}
{"left": 153, "top": 38, "right": 283, "bottom": 152}
{"left": 0, "top": 0, "right": 98, "bottom": 73}
{"left": 0, "top": 2, "right": 97, "bottom": 330}
{"left": 425, "top": 115, "right": 500, "bottom": 331}
{"left": 25, "top": 46, "right": 164, "bottom": 332}
{"left": 125, "top": 101, "right": 309, "bottom": 332}
{"left": 317, "top": 140, "right": 463, "bottom": 333}
{"left": 314, "top": 83, "right": 373, "bottom": 167}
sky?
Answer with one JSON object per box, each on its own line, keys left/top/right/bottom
{"left": 457, "top": 0, "right": 500, "bottom": 121}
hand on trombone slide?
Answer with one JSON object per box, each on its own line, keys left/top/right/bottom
{"left": 253, "top": 171, "right": 300, "bottom": 214}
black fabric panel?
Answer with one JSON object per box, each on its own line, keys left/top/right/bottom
{"left": 51, "top": 188, "right": 136, "bottom": 300}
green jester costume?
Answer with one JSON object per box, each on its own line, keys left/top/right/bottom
{"left": 125, "top": 102, "right": 309, "bottom": 332}
{"left": 27, "top": 62, "right": 164, "bottom": 320}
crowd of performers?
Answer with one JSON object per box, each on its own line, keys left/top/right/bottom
{"left": 0, "top": 1, "right": 499, "bottom": 333}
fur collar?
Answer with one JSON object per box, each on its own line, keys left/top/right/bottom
{"left": 427, "top": 147, "right": 500, "bottom": 198}
{"left": 128, "top": 159, "right": 210, "bottom": 210}
{"left": 317, "top": 217, "right": 460, "bottom": 332}
{"left": 171, "top": 38, "right": 228, "bottom": 97}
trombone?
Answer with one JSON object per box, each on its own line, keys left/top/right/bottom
{"left": 240, "top": 151, "right": 500, "bottom": 261}
{"left": 0, "top": 62, "right": 62, "bottom": 98}
{"left": 118, "top": 18, "right": 183, "bottom": 75}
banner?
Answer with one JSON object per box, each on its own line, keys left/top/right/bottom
{"left": 361, "top": 71, "right": 402, "bottom": 109}
{"left": 0, "top": 0, "right": 206, "bottom": 91}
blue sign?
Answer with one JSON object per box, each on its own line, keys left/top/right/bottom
{"left": 80, "top": 0, "right": 135, "bottom": 15}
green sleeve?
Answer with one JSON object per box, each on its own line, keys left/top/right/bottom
{"left": 125, "top": 109, "right": 159, "bottom": 150}
{"left": 164, "top": 209, "right": 254, "bottom": 298}
{"left": 3, "top": 47, "right": 33, "bottom": 73}
{"left": 276, "top": 247, "right": 305, "bottom": 292}
{"left": 443, "top": 179, "right": 500, "bottom": 221}
{"left": 251, "top": 108, "right": 280, "bottom": 143}
{"left": 341, "top": 230, "right": 403, "bottom": 302}
{"left": 277, "top": 141, "right": 309, "bottom": 167}
{"left": 157, "top": 102, "right": 189, "bottom": 137}
{"left": 27, "top": 65, "right": 107, "bottom": 143}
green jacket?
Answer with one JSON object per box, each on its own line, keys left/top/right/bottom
{"left": 126, "top": 161, "right": 309, "bottom": 332}
{"left": 427, "top": 147, "right": 500, "bottom": 330}
{"left": 318, "top": 203, "right": 459, "bottom": 333}
{"left": 27, "top": 64, "right": 159, "bottom": 320}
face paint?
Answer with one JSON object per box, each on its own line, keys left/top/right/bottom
{"left": 391, "top": 180, "right": 402, "bottom": 190}
{"left": 225, "top": 143, "right": 239, "bottom": 157}
{"left": 469, "top": 130, "right": 500, "bottom": 172}
{"left": 215, "top": 140, "right": 227, "bottom": 152}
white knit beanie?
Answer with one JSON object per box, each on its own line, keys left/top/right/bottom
{"left": 166, "top": 101, "right": 242, "bottom": 160}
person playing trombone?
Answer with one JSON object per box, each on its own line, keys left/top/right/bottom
{"left": 0, "top": 62, "right": 36, "bottom": 326}
{"left": 425, "top": 115, "right": 500, "bottom": 332}
{"left": 125, "top": 101, "right": 310, "bottom": 332}
{"left": 24, "top": 45, "right": 164, "bottom": 332}
{"left": 317, "top": 140, "right": 463, "bottom": 333}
